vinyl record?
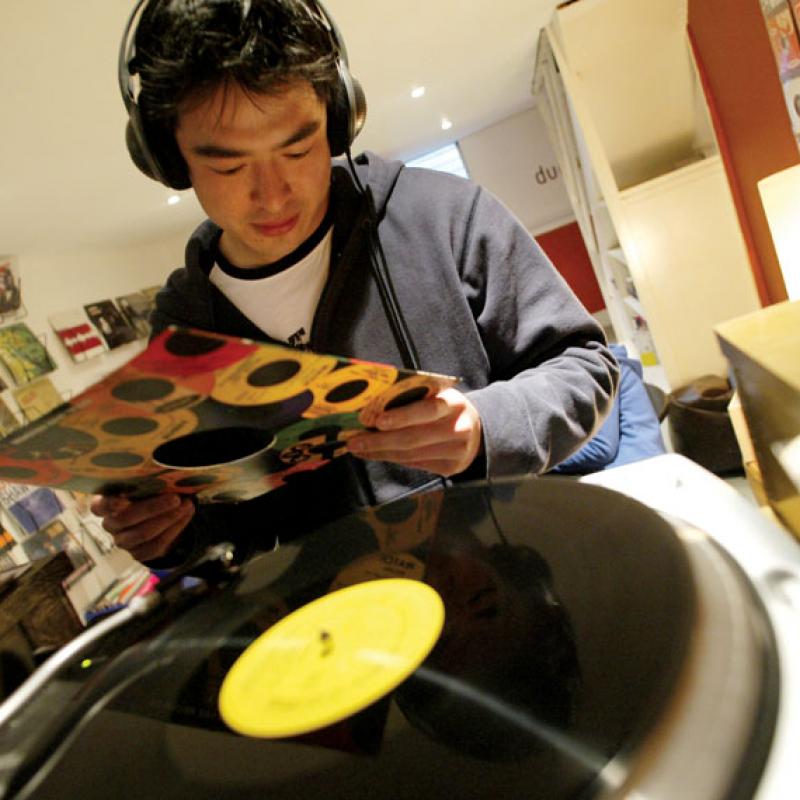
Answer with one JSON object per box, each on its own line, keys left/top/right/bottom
{"left": 210, "top": 349, "right": 337, "bottom": 406}
{"left": 0, "top": 455, "right": 73, "bottom": 488}
{"left": 4, "top": 479, "right": 714, "bottom": 800}
{"left": 218, "top": 579, "right": 445, "bottom": 739}
{"left": 133, "top": 328, "right": 258, "bottom": 378}
{"left": 193, "top": 472, "right": 284, "bottom": 503}
{"left": 328, "top": 552, "right": 426, "bottom": 593}
{"left": 363, "top": 491, "right": 445, "bottom": 554}
{"left": 304, "top": 363, "right": 398, "bottom": 418}
{"left": 358, "top": 373, "right": 447, "bottom": 428}
{"left": 67, "top": 448, "right": 153, "bottom": 481}
{"left": 104, "top": 369, "right": 211, "bottom": 414}
{"left": 271, "top": 415, "right": 357, "bottom": 468}
{"left": 156, "top": 465, "right": 239, "bottom": 496}
{"left": 70, "top": 408, "right": 199, "bottom": 456}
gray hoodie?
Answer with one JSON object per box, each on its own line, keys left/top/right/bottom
{"left": 151, "top": 152, "right": 618, "bottom": 560}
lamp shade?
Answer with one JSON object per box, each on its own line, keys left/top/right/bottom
{"left": 758, "top": 163, "right": 800, "bottom": 301}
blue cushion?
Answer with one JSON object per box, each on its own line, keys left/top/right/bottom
{"left": 553, "top": 344, "right": 666, "bottom": 474}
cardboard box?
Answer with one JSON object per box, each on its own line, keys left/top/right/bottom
{"left": 715, "top": 301, "right": 800, "bottom": 539}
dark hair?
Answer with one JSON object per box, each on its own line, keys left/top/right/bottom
{"left": 133, "top": 0, "right": 340, "bottom": 131}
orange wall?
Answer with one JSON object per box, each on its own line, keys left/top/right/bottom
{"left": 536, "top": 221, "right": 606, "bottom": 314}
{"left": 688, "top": 0, "right": 798, "bottom": 305}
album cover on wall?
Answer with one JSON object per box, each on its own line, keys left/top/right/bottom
{"left": 761, "top": 0, "right": 800, "bottom": 142}
{"left": 49, "top": 309, "right": 108, "bottom": 362}
{"left": 0, "top": 395, "right": 20, "bottom": 437}
{"left": 18, "top": 518, "right": 91, "bottom": 569}
{"left": 0, "top": 327, "right": 455, "bottom": 503}
{"left": 0, "top": 257, "right": 22, "bottom": 316}
{"left": 84, "top": 300, "right": 138, "bottom": 350}
{"left": 6, "top": 485, "right": 64, "bottom": 536}
{"left": 0, "top": 528, "right": 18, "bottom": 572}
{"left": 12, "top": 375, "right": 64, "bottom": 422}
{"left": 116, "top": 289, "right": 158, "bottom": 339}
{"left": 0, "top": 323, "right": 56, "bottom": 386}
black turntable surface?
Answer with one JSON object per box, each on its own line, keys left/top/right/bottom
{"left": 1, "top": 477, "right": 702, "bottom": 799}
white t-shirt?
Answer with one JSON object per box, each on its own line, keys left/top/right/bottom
{"left": 209, "top": 219, "right": 332, "bottom": 348}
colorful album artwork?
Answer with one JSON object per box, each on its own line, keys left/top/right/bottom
{"left": 116, "top": 290, "right": 158, "bottom": 340}
{"left": 7, "top": 486, "right": 65, "bottom": 535}
{"left": 49, "top": 309, "right": 108, "bottom": 362}
{"left": 84, "top": 300, "right": 138, "bottom": 350}
{"left": 12, "top": 376, "right": 64, "bottom": 422}
{"left": 0, "top": 528, "right": 19, "bottom": 572}
{"left": 0, "top": 395, "right": 20, "bottom": 437}
{"left": 0, "top": 327, "right": 456, "bottom": 503}
{"left": 0, "top": 324, "right": 56, "bottom": 386}
{"left": 762, "top": 0, "right": 800, "bottom": 80}
{"left": 18, "top": 518, "right": 86, "bottom": 565}
{"left": 0, "top": 257, "right": 22, "bottom": 316}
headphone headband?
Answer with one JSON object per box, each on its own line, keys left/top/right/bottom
{"left": 118, "top": 0, "right": 366, "bottom": 188}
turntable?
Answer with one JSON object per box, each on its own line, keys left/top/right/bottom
{"left": 0, "top": 453, "right": 798, "bottom": 799}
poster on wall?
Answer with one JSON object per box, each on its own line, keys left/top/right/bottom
{"left": 760, "top": 0, "right": 800, "bottom": 146}
{"left": 0, "top": 257, "right": 23, "bottom": 318}
{"left": 19, "top": 519, "right": 92, "bottom": 569}
{"left": 49, "top": 309, "right": 108, "bottom": 362}
{"left": 12, "top": 376, "right": 64, "bottom": 422}
{"left": 0, "top": 528, "right": 20, "bottom": 573}
{"left": 84, "top": 300, "right": 138, "bottom": 350}
{"left": 0, "top": 396, "right": 20, "bottom": 437}
{"left": 115, "top": 290, "right": 157, "bottom": 339}
{"left": 0, "top": 324, "right": 56, "bottom": 386}
{"left": 6, "top": 485, "right": 64, "bottom": 536}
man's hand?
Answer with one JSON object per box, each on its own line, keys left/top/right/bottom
{"left": 90, "top": 493, "right": 195, "bottom": 563}
{"left": 347, "top": 387, "right": 483, "bottom": 477}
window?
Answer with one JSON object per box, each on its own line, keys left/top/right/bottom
{"left": 405, "top": 143, "right": 469, "bottom": 179}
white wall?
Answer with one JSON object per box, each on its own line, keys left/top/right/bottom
{"left": 7, "top": 224, "right": 197, "bottom": 413}
{"left": 458, "top": 107, "right": 574, "bottom": 235}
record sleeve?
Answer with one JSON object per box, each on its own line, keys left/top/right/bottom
{"left": 0, "top": 327, "right": 455, "bottom": 502}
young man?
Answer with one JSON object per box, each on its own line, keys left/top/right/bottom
{"left": 93, "top": 0, "right": 618, "bottom": 563}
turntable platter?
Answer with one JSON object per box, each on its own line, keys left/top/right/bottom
{"left": 0, "top": 476, "right": 777, "bottom": 799}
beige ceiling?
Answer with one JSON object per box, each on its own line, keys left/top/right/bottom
{"left": 0, "top": 0, "right": 559, "bottom": 255}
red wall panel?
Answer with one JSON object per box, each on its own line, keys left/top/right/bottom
{"left": 536, "top": 221, "right": 605, "bottom": 314}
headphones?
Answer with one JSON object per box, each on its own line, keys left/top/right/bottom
{"left": 118, "top": 0, "right": 367, "bottom": 189}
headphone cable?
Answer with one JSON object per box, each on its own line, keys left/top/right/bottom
{"left": 345, "top": 149, "right": 421, "bottom": 372}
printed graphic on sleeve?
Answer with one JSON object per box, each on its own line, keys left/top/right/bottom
{"left": 0, "top": 328, "right": 456, "bottom": 503}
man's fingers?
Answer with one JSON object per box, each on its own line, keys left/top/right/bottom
{"left": 104, "top": 498, "right": 194, "bottom": 554}
{"left": 101, "top": 494, "right": 182, "bottom": 534}
{"left": 347, "top": 387, "right": 483, "bottom": 477}
{"left": 89, "top": 494, "right": 131, "bottom": 517}
{"left": 126, "top": 505, "right": 195, "bottom": 563}
{"left": 371, "top": 395, "right": 450, "bottom": 430}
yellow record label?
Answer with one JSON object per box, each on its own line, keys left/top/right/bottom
{"left": 218, "top": 578, "right": 444, "bottom": 738}
{"left": 358, "top": 374, "right": 442, "bottom": 428}
{"left": 304, "top": 363, "right": 398, "bottom": 418}
{"left": 211, "top": 349, "right": 337, "bottom": 406}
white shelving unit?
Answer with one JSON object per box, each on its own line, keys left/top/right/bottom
{"left": 533, "top": 0, "right": 761, "bottom": 392}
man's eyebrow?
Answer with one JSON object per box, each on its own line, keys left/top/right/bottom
{"left": 192, "top": 144, "right": 248, "bottom": 158}
{"left": 276, "top": 119, "right": 321, "bottom": 149}
{"left": 191, "top": 120, "right": 321, "bottom": 158}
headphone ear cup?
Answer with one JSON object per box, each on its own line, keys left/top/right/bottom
{"left": 125, "top": 119, "right": 159, "bottom": 182}
{"left": 327, "top": 62, "right": 366, "bottom": 157}
{"left": 125, "top": 112, "right": 192, "bottom": 190}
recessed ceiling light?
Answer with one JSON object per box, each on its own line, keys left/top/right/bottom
{"left": 167, "top": 195, "right": 181, "bottom": 206}
{"left": 411, "top": 86, "right": 426, "bottom": 99}
{"left": 441, "top": 117, "right": 453, "bottom": 131}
